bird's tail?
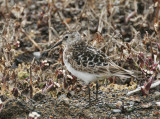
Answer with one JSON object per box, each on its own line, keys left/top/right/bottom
{"left": 109, "top": 60, "right": 141, "bottom": 79}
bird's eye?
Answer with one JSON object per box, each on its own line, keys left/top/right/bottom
{"left": 64, "top": 35, "right": 68, "bottom": 39}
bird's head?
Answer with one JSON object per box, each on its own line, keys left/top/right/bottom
{"left": 52, "top": 32, "right": 81, "bottom": 48}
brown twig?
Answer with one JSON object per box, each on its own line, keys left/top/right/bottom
{"left": 48, "top": 2, "right": 52, "bottom": 44}
{"left": 21, "top": 28, "right": 42, "bottom": 51}
{"left": 97, "top": 7, "right": 105, "bottom": 33}
{"left": 58, "top": 11, "right": 71, "bottom": 31}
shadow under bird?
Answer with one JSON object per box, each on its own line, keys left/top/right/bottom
{"left": 51, "top": 31, "right": 135, "bottom": 106}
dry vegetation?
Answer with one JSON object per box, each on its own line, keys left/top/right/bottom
{"left": 0, "top": 0, "right": 160, "bottom": 119}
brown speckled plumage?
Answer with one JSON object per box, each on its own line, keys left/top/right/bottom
{"left": 63, "top": 35, "right": 133, "bottom": 79}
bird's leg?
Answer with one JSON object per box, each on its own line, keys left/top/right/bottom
{"left": 96, "top": 81, "right": 99, "bottom": 100}
{"left": 87, "top": 84, "right": 91, "bottom": 106}
{"left": 63, "top": 74, "right": 67, "bottom": 89}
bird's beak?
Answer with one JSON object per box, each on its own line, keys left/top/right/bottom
{"left": 50, "top": 40, "right": 63, "bottom": 49}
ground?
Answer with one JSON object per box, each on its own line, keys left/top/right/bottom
{"left": 0, "top": 0, "right": 160, "bottom": 119}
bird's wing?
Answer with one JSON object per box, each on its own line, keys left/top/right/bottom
{"left": 66, "top": 41, "right": 134, "bottom": 78}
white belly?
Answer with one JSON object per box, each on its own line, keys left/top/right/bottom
{"left": 63, "top": 55, "right": 98, "bottom": 84}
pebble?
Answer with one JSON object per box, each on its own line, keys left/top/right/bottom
{"left": 126, "top": 106, "right": 135, "bottom": 113}
{"left": 116, "top": 101, "right": 123, "bottom": 108}
{"left": 58, "top": 94, "right": 67, "bottom": 100}
{"left": 124, "top": 37, "right": 131, "bottom": 42}
{"left": 93, "top": 91, "right": 103, "bottom": 94}
{"left": 156, "top": 102, "right": 160, "bottom": 108}
{"left": 106, "top": 103, "right": 116, "bottom": 109}
{"left": 154, "top": 111, "right": 159, "bottom": 116}
{"left": 29, "top": 111, "right": 41, "bottom": 119}
{"left": 141, "top": 103, "right": 152, "bottom": 109}
{"left": 75, "top": 103, "right": 80, "bottom": 107}
{"left": 98, "top": 102, "right": 103, "bottom": 108}
{"left": 112, "top": 117, "right": 117, "bottom": 119}
{"left": 112, "top": 109, "right": 122, "bottom": 113}
{"left": 129, "top": 101, "right": 135, "bottom": 106}
{"left": 62, "top": 98, "right": 70, "bottom": 105}
{"left": 154, "top": 91, "right": 160, "bottom": 99}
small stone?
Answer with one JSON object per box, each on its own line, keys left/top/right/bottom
{"left": 141, "top": 102, "right": 152, "bottom": 109}
{"left": 129, "top": 101, "right": 135, "bottom": 106}
{"left": 126, "top": 106, "right": 135, "bottom": 113}
{"left": 98, "top": 102, "right": 103, "bottom": 108}
{"left": 156, "top": 102, "right": 160, "bottom": 107}
{"left": 124, "top": 38, "right": 131, "bottom": 42}
{"left": 129, "top": 96, "right": 141, "bottom": 102}
{"left": 106, "top": 103, "right": 116, "bottom": 109}
{"left": 154, "top": 91, "right": 160, "bottom": 99}
{"left": 33, "top": 93, "right": 45, "bottom": 101}
{"left": 112, "top": 117, "right": 117, "bottom": 119}
{"left": 112, "top": 109, "right": 122, "bottom": 113}
{"left": 75, "top": 103, "right": 80, "bottom": 107}
{"left": 116, "top": 101, "right": 123, "bottom": 108}
{"left": 29, "top": 111, "right": 41, "bottom": 119}
{"left": 33, "top": 52, "right": 41, "bottom": 59}
{"left": 58, "top": 94, "right": 67, "bottom": 100}
{"left": 49, "top": 115, "right": 54, "bottom": 118}
{"left": 62, "top": 98, "right": 70, "bottom": 105}
{"left": 154, "top": 111, "right": 159, "bottom": 116}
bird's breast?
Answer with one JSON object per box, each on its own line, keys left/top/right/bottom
{"left": 63, "top": 49, "right": 98, "bottom": 84}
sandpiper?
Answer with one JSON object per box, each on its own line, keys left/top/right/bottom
{"left": 52, "top": 31, "right": 134, "bottom": 105}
